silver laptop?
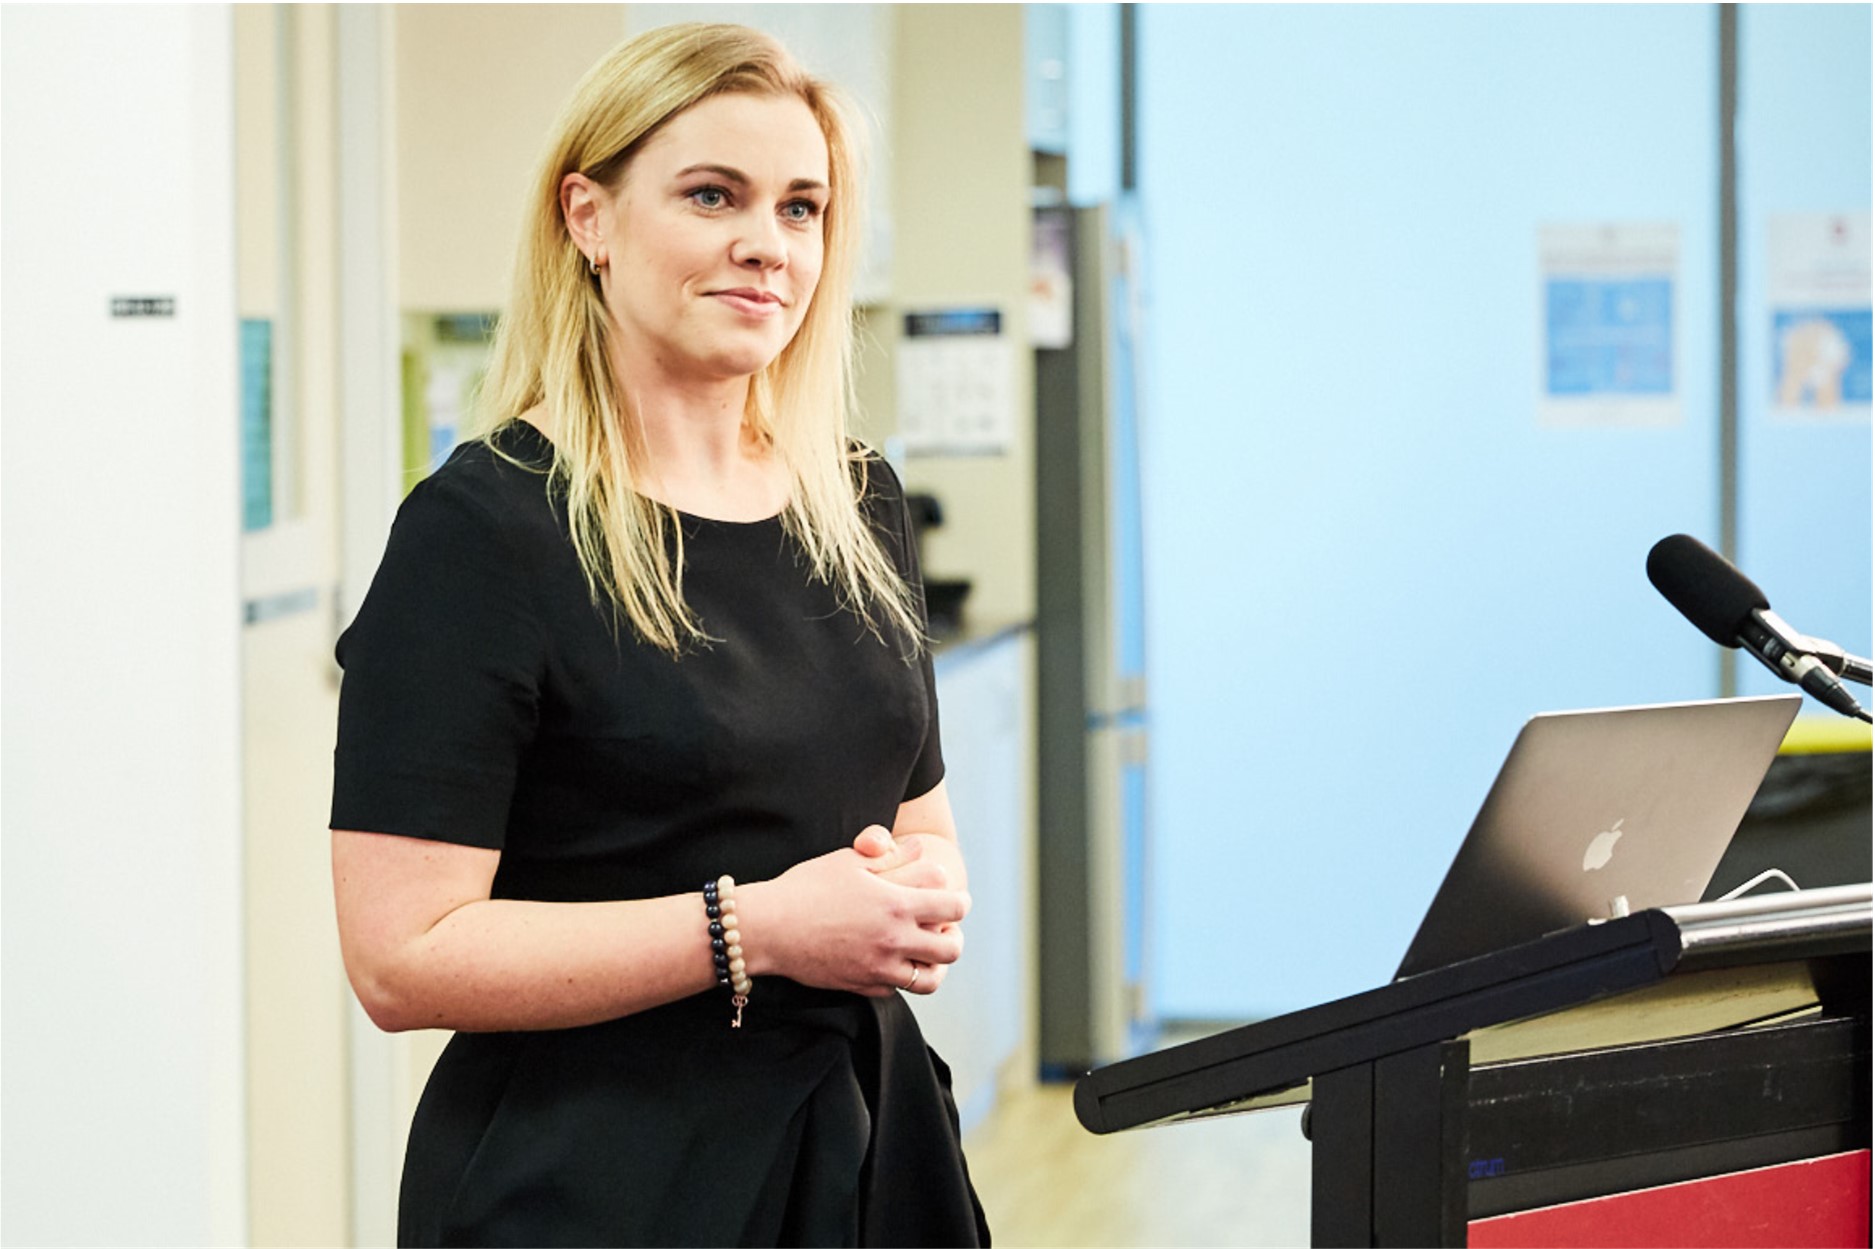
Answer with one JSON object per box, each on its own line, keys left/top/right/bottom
{"left": 1394, "top": 694, "right": 1802, "bottom": 980}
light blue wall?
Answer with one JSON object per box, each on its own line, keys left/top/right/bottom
{"left": 1137, "top": 5, "right": 1742, "bottom": 1019}
{"left": 1735, "top": 5, "right": 1872, "bottom": 698}
{"left": 1025, "top": 4, "right": 1123, "bottom": 202}
{"left": 1064, "top": 3, "right": 1122, "bottom": 208}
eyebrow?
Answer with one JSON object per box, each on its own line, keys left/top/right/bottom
{"left": 674, "top": 163, "right": 828, "bottom": 194}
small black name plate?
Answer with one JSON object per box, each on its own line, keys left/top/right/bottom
{"left": 111, "top": 296, "right": 176, "bottom": 318}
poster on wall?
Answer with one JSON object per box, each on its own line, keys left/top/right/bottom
{"left": 896, "top": 307, "right": 1015, "bottom": 455}
{"left": 240, "top": 318, "right": 273, "bottom": 532}
{"left": 1767, "top": 213, "right": 1871, "bottom": 423}
{"left": 1537, "top": 223, "right": 1680, "bottom": 428}
{"left": 1030, "top": 208, "right": 1073, "bottom": 350}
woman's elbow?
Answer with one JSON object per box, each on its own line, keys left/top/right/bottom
{"left": 340, "top": 948, "right": 428, "bottom": 1033}
{"left": 330, "top": 828, "right": 499, "bottom": 1031}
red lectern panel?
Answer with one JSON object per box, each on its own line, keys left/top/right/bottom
{"left": 1469, "top": 1149, "right": 1871, "bottom": 1249}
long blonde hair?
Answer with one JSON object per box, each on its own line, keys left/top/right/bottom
{"left": 467, "top": 23, "right": 922, "bottom": 655}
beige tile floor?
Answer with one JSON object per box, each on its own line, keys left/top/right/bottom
{"left": 963, "top": 1078, "right": 1313, "bottom": 1247}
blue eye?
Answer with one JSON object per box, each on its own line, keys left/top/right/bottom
{"left": 782, "top": 199, "right": 822, "bottom": 223}
{"left": 690, "top": 186, "right": 729, "bottom": 210}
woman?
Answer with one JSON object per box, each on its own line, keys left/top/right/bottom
{"left": 330, "top": 23, "right": 988, "bottom": 1247}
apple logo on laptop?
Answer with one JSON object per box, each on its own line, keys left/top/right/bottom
{"left": 1583, "top": 819, "right": 1625, "bottom": 871}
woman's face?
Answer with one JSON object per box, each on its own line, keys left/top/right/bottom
{"left": 596, "top": 91, "right": 830, "bottom": 387}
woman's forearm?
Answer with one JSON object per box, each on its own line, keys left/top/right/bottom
{"left": 888, "top": 780, "right": 969, "bottom": 893}
{"left": 338, "top": 840, "right": 969, "bottom": 1032}
{"left": 895, "top": 830, "right": 968, "bottom": 891}
{"left": 356, "top": 892, "right": 726, "bottom": 1033}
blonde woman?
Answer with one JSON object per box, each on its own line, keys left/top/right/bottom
{"left": 330, "top": 24, "right": 987, "bottom": 1246}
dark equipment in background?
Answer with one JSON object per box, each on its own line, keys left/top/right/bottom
{"left": 1706, "top": 746, "right": 1873, "bottom": 902}
{"left": 903, "top": 491, "right": 972, "bottom": 636}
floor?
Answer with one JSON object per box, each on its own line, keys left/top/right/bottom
{"left": 962, "top": 1033, "right": 1313, "bottom": 1248}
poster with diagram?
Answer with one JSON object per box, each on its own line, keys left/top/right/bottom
{"left": 1767, "top": 213, "right": 1871, "bottom": 422}
{"left": 1538, "top": 223, "right": 1680, "bottom": 428}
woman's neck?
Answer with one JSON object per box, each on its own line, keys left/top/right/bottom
{"left": 630, "top": 380, "right": 752, "bottom": 476}
{"left": 520, "top": 350, "right": 789, "bottom": 522}
{"left": 622, "top": 378, "right": 790, "bottom": 523}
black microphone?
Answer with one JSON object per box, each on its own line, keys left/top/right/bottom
{"left": 1646, "top": 533, "right": 1871, "bottom": 722}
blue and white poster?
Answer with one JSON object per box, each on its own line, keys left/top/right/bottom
{"left": 240, "top": 318, "right": 273, "bottom": 532}
{"left": 1768, "top": 213, "right": 1871, "bottom": 422}
{"left": 1538, "top": 223, "right": 1680, "bottom": 427}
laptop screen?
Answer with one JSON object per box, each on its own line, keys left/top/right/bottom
{"left": 1394, "top": 695, "right": 1801, "bottom": 980}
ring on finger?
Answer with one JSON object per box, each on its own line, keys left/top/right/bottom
{"left": 902, "top": 965, "right": 922, "bottom": 991}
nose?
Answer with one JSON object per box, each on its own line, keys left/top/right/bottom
{"left": 730, "top": 212, "right": 785, "bottom": 271}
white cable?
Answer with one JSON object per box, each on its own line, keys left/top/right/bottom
{"left": 1717, "top": 868, "right": 1803, "bottom": 902}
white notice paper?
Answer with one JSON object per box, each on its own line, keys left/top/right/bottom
{"left": 896, "top": 308, "right": 1015, "bottom": 455}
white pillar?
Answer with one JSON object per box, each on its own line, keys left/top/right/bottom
{"left": 333, "top": 7, "right": 409, "bottom": 1245}
{"left": 1, "top": 5, "right": 247, "bottom": 1243}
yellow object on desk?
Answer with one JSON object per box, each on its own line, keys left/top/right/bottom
{"left": 1780, "top": 716, "right": 1873, "bottom": 755}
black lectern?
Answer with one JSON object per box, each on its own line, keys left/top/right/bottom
{"left": 1075, "top": 885, "right": 1871, "bottom": 1247}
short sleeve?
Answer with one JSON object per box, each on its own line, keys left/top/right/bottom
{"left": 865, "top": 456, "right": 946, "bottom": 803}
{"left": 330, "top": 475, "right": 544, "bottom": 848}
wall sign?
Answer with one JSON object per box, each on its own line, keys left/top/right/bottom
{"left": 896, "top": 306, "right": 1015, "bottom": 455}
{"left": 111, "top": 296, "right": 176, "bottom": 317}
{"left": 1767, "top": 212, "right": 1871, "bottom": 422}
{"left": 1538, "top": 223, "right": 1680, "bottom": 427}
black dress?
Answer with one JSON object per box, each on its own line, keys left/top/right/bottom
{"left": 330, "top": 422, "right": 989, "bottom": 1248}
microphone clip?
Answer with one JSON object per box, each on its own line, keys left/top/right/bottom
{"left": 1740, "top": 610, "right": 1871, "bottom": 720}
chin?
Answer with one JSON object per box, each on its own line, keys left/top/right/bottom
{"left": 706, "top": 351, "right": 781, "bottom": 381}
{"left": 707, "top": 337, "right": 793, "bottom": 380}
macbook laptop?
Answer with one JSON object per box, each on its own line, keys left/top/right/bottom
{"left": 1394, "top": 694, "right": 1802, "bottom": 980}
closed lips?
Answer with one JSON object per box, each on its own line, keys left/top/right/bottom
{"left": 711, "top": 288, "right": 783, "bottom": 307}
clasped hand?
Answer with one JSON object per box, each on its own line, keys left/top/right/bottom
{"left": 741, "top": 826, "right": 970, "bottom": 998}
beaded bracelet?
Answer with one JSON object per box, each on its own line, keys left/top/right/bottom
{"left": 703, "top": 875, "right": 751, "bottom": 1028}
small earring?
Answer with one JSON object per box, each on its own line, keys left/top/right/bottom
{"left": 588, "top": 254, "right": 600, "bottom": 275}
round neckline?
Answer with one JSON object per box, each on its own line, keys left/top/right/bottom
{"left": 676, "top": 505, "right": 788, "bottom": 529}
{"left": 499, "top": 420, "right": 789, "bottom": 528}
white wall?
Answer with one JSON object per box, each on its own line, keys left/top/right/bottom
{"left": 395, "top": 4, "right": 629, "bottom": 313}
{"left": 910, "top": 635, "right": 1034, "bottom": 1131}
{"left": 1, "top": 6, "right": 247, "bottom": 1243}
{"left": 884, "top": 5, "right": 1036, "bottom": 632}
